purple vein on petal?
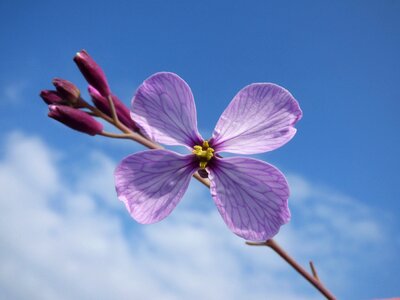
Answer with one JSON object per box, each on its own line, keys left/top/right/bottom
{"left": 131, "top": 72, "right": 203, "bottom": 148}
{"left": 211, "top": 83, "right": 302, "bottom": 154}
{"left": 115, "top": 149, "right": 198, "bottom": 224}
{"left": 208, "top": 157, "right": 290, "bottom": 241}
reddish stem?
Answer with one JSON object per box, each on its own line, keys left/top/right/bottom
{"left": 247, "top": 240, "right": 336, "bottom": 300}
{"left": 309, "top": 260, "right": 320, "bottom": 281}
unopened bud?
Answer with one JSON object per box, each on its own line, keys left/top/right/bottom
{"left": 52, "top": 78, "right": 81, "bottom": 104}
{"left": 40, "top": 90, "right": 66, "bottom": 105}
{"left": 74, "top": 50, "right": 111, "bottom": 97}
{"left": 48, "top": 105, "right": 103, "bottom": 136}
{"left": 88, "top": 86, "right": 137, "bottom": 130}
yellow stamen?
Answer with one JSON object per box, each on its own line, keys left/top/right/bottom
{"left": 192, "top": 140, "right": 214, "bottom": 169}
{"left": 199, "top": 161, "right": 207, "bottom": 169}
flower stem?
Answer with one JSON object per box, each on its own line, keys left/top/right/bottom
{"left": 107, "top": 94, "right": 119, "bottom": 124}
{"left": 309, "top": 261, "right": 320, "bottom": 281}
{"left": 246, "top": 240, "right": 336, "bottom": 300}
{"left": 99, "top": 131, "right": 136, "bottom": 139}
{"left": 92, "top": 99, "right": 336, "bottom": 300}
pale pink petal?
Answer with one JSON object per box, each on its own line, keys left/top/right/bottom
{"left": 131, "top": 72, "right": 203, "bottom": 148}
{"left": 115, "top": 150, "right": 197, "bottom": 224}
{"left": 211, "top": 83, "right": 302, "bottom": 154}
{"left": 208, "top": 157, "right": 290, "bottom": 241}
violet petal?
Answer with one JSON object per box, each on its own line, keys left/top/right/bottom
{"left": 115, "top": 150, "right": 197, "bottom": 224}
{"left": 208, "top": 157, "right": 290, "bottom": 241}
{"left": 131, "top": 72, "right": 203, "bottom": 148}
{"left": 211, "top": 83, "right": 302, "bottom": 154}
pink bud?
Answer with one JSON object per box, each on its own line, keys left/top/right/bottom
{"left": 40, "top": 90, "right": 66, "bottom": 105}
{"left": 88, "top": 86, "right": 137, "bottom": 130}
{"left": 52, "top": 78, "right": 81, "bottom": 104}
{"left": 74, "top": 50, "right": 111, "bottom": 97}
{"left": 48, "top": 105, "right": 103, "bottom": 136}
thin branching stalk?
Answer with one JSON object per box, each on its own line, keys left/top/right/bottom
{"left": 310, "top": 261, "right": 320, "bottom": 281}
{"left": 247, "top": 240, "right": 335, "bottom": 300}
{"left": 107, "top": 94, "right": 120, "bottom": 124}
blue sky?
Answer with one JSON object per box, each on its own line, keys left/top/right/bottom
{"left": 0, "top": 1, "right": 399, "bottom": 299}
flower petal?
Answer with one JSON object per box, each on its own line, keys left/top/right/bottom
{"left": 115, "top": 150, "right": 197, "bottom": 224}
{"left": 131, "top": 72, "right": 203, "bottom": 148}
{"left": 211, "top": 83, "right": 302, "bottom": 154}
{"left": 208, "top": 157, "right": 290, "bottom": 241}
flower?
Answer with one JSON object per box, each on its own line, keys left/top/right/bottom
{"left": 52, "top": 78, "right": 81, "bottom": 104}
{"left": 48, "top": 105, "right": 103, "bottom": 136}
{"left": 74, "top": 50, "right": 111, "bottom": 97}
{"left": 40, "top": 90, "right": 66, "bottom": 105}
{"left": 115, "top": 72, "right": 302, "bottom": 241}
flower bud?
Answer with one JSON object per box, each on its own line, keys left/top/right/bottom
{"left": 52, "top": 78, "right": 81, "bottom": 104}
{"left": 88, "top": 86, "right": 137, "bottom": 130}
{"left": 48, "top": 105, "right": 103, "bottom": 136}
{"left": 74, "top": 50, "right": 111, "bottom": 97}
{"left": 40, "top": 90, "right": 66, "bottom": 105}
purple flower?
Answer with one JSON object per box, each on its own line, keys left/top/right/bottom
{"left": 52, "top": 78, "right": 81, "bottom": 104}
{"left": 115, "top": 72, "right": 302, "bottom": 241}
{"left": 40, "top": 90, "right": 66, "bottom": 105}
{"left": 48, "top": 105, "right": 103, "bottom": 136}
{"left": 74, "top": 50, "right": 111, "bottom": 97}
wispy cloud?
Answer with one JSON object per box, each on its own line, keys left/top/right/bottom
{"left": 1, "top": 81, "right": 28, "bottom": 103}
{"left": 0, "top": 132, "right": 397, "bottom": 299}
{"left": 284, "top": 173, "right": 398, "bottom": 297}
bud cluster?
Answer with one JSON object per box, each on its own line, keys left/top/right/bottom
{"left": 40, "top": 50, "right": 137, "bottom": 136}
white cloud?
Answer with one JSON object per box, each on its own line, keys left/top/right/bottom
{"left": 283, "top": 173, "right": 394, "bottom": 292}
{"left": 75, "top": 151, "right": 121, "bottom": 209}
{"left": 2, "top": 81, "right": 28, "bottom": 103}
{"left": 0, "top": 132, "right": 396, "bottom": 300}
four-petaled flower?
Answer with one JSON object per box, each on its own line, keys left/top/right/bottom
{"left": 115, "top": 72, "right": 302, "bottom": 241}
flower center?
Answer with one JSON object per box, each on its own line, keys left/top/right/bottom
{"left": 192, "top": 140, "right": 214, "bottom": 169}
